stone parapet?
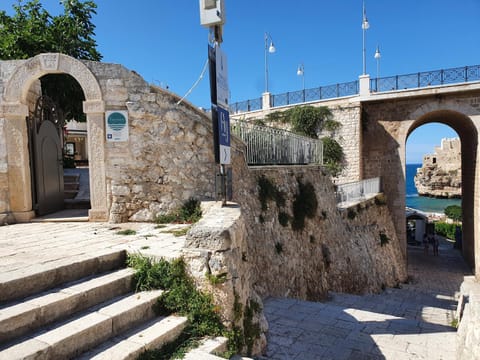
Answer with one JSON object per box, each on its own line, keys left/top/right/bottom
{"left": 183, "top": 202, "right": 267, "bottom": 356}
{"left": 457, "top": 276, "right": 480, "bottom": 359}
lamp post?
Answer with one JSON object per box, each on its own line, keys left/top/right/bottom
{"left": 297, "top": 63, "right": 305, "bottom": 91}
{"left": 264, "top": 32, "right": 276, "bottom": 93}
{"left": 361, "top": 1, "right": 370, "bottom": 75}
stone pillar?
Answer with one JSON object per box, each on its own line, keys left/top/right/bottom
{"left": 0, "top": 102, "right": 35, "bottom": 222}
{"left": 83, "top": 100, "right": 108, "bottom": 221}
{"left": 262, "top": 92, "right": 272, "bottom": 110}
{"left": 359, "top": 74, "right": 371, "bottom": 97}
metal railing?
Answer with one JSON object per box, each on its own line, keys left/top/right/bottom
{"left": 271, "top": 81, "right": 359, "bottom": 107}
{"left": 371, "top": 65, "right": 480, "bottom": 92}
{"left": 230, "top": 97, "right": 262, "bottom": 113}
{"left": 336, "top": 177, "right": 381, "bottom": 204}
{"left": 230, "top": 64, "right": 480, "bottom": 114}
{"left": 231, "top": 121, "right": 323, "bottom": 165}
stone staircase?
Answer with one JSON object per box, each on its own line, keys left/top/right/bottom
{"left": 0, "top": 249, "right": 189, "bottom": 359}
{"left": 64, "top": 173, "right": 80, "bottom": 200}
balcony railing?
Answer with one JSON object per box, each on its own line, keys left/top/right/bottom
{"left": 230, "top": 64, "right": 480, "bottom": 114}
{"left": 371, "top": 65, "right": 480, "bottom": 92}
{"left": 231, "top": 121, "right": 323, "bottom": 165}
{"left": 336, "top": 177, "right": 381, "bottom": 206}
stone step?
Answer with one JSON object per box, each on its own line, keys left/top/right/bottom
{"left": 64, "top": 189, "right": 79, "bottom": 199}
{"left": 0, "top": 268, "right": 135, "bottom": 343}
{"left": 77, "top": 315, "right": 188, "bottom": 360}
{"left": 183, "top": 337, "right": 228, "bottom": 360}
{"left": 64, "top": 174, "right": 80, "bottom": 183}
{"left": 64, "top": 182, "right": 80, "bottom": 191}
{"left": 0, "top": 248, "right": 127, "bottom": 303}
{"left": 183, "top": 336, "right": 254, "bottom": 360}
{"left": 0, "top": 290, "right": 163, "bottom": 360}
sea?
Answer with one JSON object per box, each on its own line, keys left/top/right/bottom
{"left": 405, "top": 163, "right": 461, "bottom": 213}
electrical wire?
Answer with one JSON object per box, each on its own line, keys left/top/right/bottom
{"left": 176, "top": 58, "right": 209, "bottom": 106}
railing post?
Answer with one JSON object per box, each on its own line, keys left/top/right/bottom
{"left": 465, "top": 66, "right": 468, "bottom": 82}
{"left": 441, "top": 69, "right": 444, "bottom": 85}
{"left": 262, "top": 92, "right": 272, "bottom": 110}
{"left": 359, "top": 74, "right": 370, "bottom": 96}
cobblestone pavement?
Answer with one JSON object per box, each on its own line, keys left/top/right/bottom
{"left": 263, "top": 240, "right": 472, "bottom": 360}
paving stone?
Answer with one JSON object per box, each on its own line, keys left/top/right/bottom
{"left": 264, "top": 243, "right": 469, "bottom": 359}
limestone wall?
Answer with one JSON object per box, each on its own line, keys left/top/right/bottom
{"left": 82, "top": 62, "right": 219, "bottom": 222}
{"left": 230, "top": 153, "right": 407, "bottom": 299}
{"left": 457, "top": 277, "right": 480, "bottom": 359}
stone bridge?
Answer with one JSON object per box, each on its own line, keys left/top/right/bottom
{"left": 231, "top": 70, "right": 480, "bottom": 278}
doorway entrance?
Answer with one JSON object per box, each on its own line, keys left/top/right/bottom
{"left": 28, "top": 95, "right": 65, "bottom": 216}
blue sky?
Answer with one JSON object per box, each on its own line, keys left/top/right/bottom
{"left": 2, "top": 0, "right": 479, "bottom": 163}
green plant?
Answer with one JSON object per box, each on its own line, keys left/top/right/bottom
{"left": 275, "top": 242, "right": 283, "bottom": 254}
{"left": 451, "top": 318, "right": 459, "bottom": 328}
{"left": 128, "top": 255, "right": 228, "bottom": 358}
{"left": 323, "top": 119, "right": 342, "bottom": 132}
{"left": 286, "top": 106, "right": 333, "bottom": 138}
{"left": 444, "top": 205, "right": 462, "bottom": 222}
{"left": 322, "top": 137, "right": 344, "bottom": 176}
{"left": 291, "top": 179, "right": 318, "bottom": 231}
{"left": 379, "top": 232, "right": 390, "bottom": 246}
{"left": 155, "top": 198, "right": 202, "bottom": 224}
{"left": 435, "top": 222, "right": 459, "bottom": 240}
{"left": 206, "top": 272, "right": 228, "bottom": 285}
{"left": 116, "top": 229, "right": 136, "bottom": 235}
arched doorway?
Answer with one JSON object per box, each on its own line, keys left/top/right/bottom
{"left": 406, "top": 110, "right": 477, "bottom": 271}
{"left": 1, "top": 53, "right": 107, "bottom": 222}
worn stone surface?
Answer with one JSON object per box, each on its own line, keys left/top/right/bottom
{"left": 231, "top": 161, "right": 407, "bottom": 300}
{"left": 415, "top": 138, "right": 462, "bottom": 198}
{"left": 457, "top": 276, "right": 480, "bottom": 359}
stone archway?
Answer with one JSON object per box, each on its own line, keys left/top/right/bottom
{"left": 362, "top": 95, "right": 480, "bottom": 278}
{"left": 405, "top": 109, "right": 478, "bottom": 274}
{"left": 1, "top": 53, "right": 107, "bottom": 221}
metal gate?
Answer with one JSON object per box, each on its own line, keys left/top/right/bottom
{"left": 28, "top": 96, "right": 65, "bottom": 215}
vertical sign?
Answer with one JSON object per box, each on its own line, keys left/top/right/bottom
{"left": 215, "top": 45, "right": 229, "bottom": 109}
{"left": 217, "top": 107, "right": 230, "bottom": 164}
{"left": 105, "top": 110, "right": 129, "bottom": 142}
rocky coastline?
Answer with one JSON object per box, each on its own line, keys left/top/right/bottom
{"left": 414, "top": 138, "right": 462, "bottom": 199}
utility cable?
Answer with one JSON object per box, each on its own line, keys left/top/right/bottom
{"left": 176, "top": 58, "right": 209, "bottom": 106}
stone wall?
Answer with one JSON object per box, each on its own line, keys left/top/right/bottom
{"left": 457, "top": 276, "right": 480, "bottom": 359}
{"left": 182, "top": 149, "right": 407, "bottom": 355}
{"left": 82, "top": 62, "right": 220, "bottom": 223}
{"left": 230, "top": 146, "right": 407, "bottom": 299}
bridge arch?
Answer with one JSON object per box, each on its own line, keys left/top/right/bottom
{"left": 406, "top": 109, "right": 478, "bottom": 271}
{"left": 1, "top": 53, "right": 107, "bottom": 222}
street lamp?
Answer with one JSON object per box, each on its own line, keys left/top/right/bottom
{"left": 297, "top": 63, "right": 305, "bottom": 91}
{"left": 264, "top": 32, "right": 276, "bottom": 93}
{"left": 374, "top": 45, "right": 381, "bottom": 80}
{"left": 361, "top": 1, "right": 370, "bottom": 75}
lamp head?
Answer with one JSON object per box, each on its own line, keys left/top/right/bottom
{"left": 297, "top": 65, "right": 304, "bottom": 76}
{"left": 374, "top": 46, "right": 381, "bottom": 59}
{"left": 362, "top": 18, "right": 370, "bottom": 30}
{"left": 269, "top": 42, "right": 276, "bottom": 53}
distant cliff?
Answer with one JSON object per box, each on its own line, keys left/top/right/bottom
{"left": 414, "top": 138, "right": 462, "bottom": 198}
